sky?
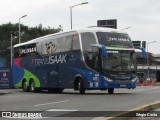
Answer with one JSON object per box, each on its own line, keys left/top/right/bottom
{"left": 1, "top": 0, "right": 160, "bottom": 54}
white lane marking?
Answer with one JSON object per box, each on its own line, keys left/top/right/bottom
{"left": 136, "top": 89, "right": 145, "bottom": 92}
{"left": 92, "top": 117, "right": 104, "bottom": 120}
{"left": 136, "top": 86, "right": 160, "bottom": 92}
{"left": 46, "top": 109, "right": 79, "bottom": 111}
{"left": 153, "top": 86, "right": 160, "bottom": 89}
{"left": 34, "top": 100, "right": 70, "bottom": 107}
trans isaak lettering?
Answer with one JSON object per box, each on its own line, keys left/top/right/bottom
{"left": 34, "top": 54, "right": 67, "bottom": 65}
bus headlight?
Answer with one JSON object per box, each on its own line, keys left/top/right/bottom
{"left": 131, "top": 77, "right": 137, "bottom": 82}
{"left": 103, "top": 76, "right": 113, "bottom": 82}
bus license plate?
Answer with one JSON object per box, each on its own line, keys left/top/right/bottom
{"left": 120, "top": 84, "right": 126, "bottom": 87}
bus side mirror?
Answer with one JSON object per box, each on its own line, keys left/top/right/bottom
{"left": 90, "top": 44, "right": 107, "bottom": 59}
{"left": 101, "top": 45, "right": 107, "bottom": 59}
{"left": 135, "top": 47, "right": 147, "bottom": 60}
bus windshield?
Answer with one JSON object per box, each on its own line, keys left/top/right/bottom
{"left": 102, "top": 50, "right": 137, "bottom": 73}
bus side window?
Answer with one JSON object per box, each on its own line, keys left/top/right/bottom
{"left": 19, "top": 46, "right": 26, "bottom": 57}
{"left": 81, "top": 32, "right": 99, "bottom": 71}
{"left": 14, "top": 47, "right": 19, "bottom": 58}
{"left": 72, "top": 34, "right": 80, "bottom": 51}
{"left": 81, "top": 32, "right": 97, "bottom": 51}
{"left": 94, "top": 50, "right": 100, "bottom": 71}
{"left": 65, "top": 35, "right": 72, "bottom": 51}
{"left": 37, "top": 42, "right": 42, "bottom": 55}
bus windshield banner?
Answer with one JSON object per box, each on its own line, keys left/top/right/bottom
{"left": 96, "top": 32, "right": 134, "bottom": 48}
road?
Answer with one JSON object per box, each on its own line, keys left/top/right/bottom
{"left": 0, "top": 86, "right": 160, "bottom": 120}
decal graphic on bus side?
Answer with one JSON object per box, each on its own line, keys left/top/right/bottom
{"left": 34, "top": 54, "right": 67, "bottom": 65}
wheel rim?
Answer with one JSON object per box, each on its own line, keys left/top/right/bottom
{"left": 78, "top": 81, "right": 80, "bottom": 90}
{"left": 23, "top": 81, "right": 27, "bottom": 90}
{"left": 31, "top": 81, "right": 35, "bottom": 91}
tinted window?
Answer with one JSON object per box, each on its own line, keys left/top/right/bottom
{"left": 41, "top": 35, "right": 72, "bottom": 55}
{"left": 81, "top": 32, "right": 97, "bottom": 51}
{"left": 102, "top": 50, "right": 137, "bottom": 73}
{"left": 14, "top": 43, "right": 37, "bottom": 58}
{"left": 84, "top": 48, "right": 100, "bottom": 71}
{"left": 72, "top": 34, "right": 80, "bottom": 50}
{"left": 42, "top": 40, "right": 57, "bottom": 55}
{"left": 81, "top": 32, "right": 100, "bottom": 71}
{"left": 62, "top": 35, "right": 72, "bottom": 51}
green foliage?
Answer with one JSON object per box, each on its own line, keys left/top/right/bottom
{"left": 0, "top": 22, "right": 62, "bottom": 67}
{"left": 0, "top": 22, "right": 62, "bottom": 50}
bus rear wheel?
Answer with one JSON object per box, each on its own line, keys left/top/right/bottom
{"left": 30, "top": 80, "right": 36, "bottom": 92}
{"left": 108, "top": 88, "right": 114, "bottom": 94}
{"left": 78, "top": 78, "right": 85, "bottom": 94}
{"left": 22, "top": 80, "right": 29, "bottom": 92}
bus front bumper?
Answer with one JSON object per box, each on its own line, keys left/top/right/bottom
{"left": 103, "top": 81, "right": 136, "bottom": 89}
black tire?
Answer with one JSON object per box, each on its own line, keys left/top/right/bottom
{"left": 29, "top": 80, "right": 36, "bottom": 92}
{"left": 22, "top": 80, "right": 29, "bottom": 92}
{"left": 108, "top": 88, "right": 114, "bottom": 94}
{"left": 78, "top": 78, "right": 85, "bottom": 94}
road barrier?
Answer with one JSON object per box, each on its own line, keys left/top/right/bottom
{"left": 137, "top": 79, "right": 157, "bottom": 86}
{"left": 151, "top": 80, "right": 156, "bottom": 86}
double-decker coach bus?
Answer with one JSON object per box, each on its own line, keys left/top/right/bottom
{"left": 13, "top": 27, "right": 146, "bottom": 94}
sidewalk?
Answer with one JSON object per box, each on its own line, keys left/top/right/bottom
{"left": 0, "top": 89, "right": 20, "bottom": 94}
{"left": 157, "top": 82, "right": 160, "bottom": 86}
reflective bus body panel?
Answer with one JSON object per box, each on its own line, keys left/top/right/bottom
{"left": 13, "top": 28, "right": 138, "bottom": 91}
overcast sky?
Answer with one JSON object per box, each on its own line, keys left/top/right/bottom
{"left": 1, "top": 0, "right": 160, "bottom": 54}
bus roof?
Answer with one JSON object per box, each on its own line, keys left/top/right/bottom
{"left": 13, "top": 27, "right": 127, "bottom": 48}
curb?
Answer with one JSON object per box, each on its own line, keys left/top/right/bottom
{"left": 0, "top": 89, "right": 19, "bottom": 95}
{"left": 0, "top": 93, "right": 7, "bottom": 95}
{"left": 0, "top": 92, "right": 11, "bottom": 95}
{"left": 102, "top": 101, "right": 160, "bottom": 120}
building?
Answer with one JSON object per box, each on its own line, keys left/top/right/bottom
{"left": 136, "top": 52, "right": 160, "bottom": 83}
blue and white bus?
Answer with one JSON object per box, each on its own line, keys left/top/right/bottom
{"left": 13, "top": 27, "right": 146, "bottom": 94}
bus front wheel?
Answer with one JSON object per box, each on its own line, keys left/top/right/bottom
{"left": 78, "top": 78, "right": 85, "bottom": 94}
{"left": 108, "top": 88, "right": 114, "bottom": 94}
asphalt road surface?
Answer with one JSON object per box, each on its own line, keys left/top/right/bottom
{"left": 0, "top": 86, "right": 160, "bottom": 120}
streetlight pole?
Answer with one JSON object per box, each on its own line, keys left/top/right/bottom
{"left": 19, "top": 15, "right": 27, "bottom": 43}
{"left": 10, "top": 32, "right": 13, "bottom": 68}
{"left": 69, "top": 2, "right": 88, "bottom": 30}
{"left": 147, "top": 41, "right": 157, "bottom": 79}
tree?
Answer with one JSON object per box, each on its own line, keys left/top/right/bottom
{"left": 0, "top": 22, "right": 62, "bottom": 67}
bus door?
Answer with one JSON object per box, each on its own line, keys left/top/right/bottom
{"left": 36, "top": 66, "right": 48, "bottom": 88}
